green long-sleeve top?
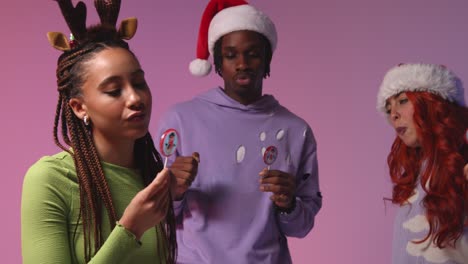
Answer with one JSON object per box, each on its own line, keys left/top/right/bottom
{"left": 21, "top": 151, "right": 165, "bottom": 264}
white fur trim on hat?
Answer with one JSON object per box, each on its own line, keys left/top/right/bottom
{"left": 208, "top": 5, "right": 277, "bottom": 56}
{"left": 377, "top": 63, "right": 465, "bottom": 112}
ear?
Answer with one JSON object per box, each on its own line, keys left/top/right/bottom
{"left": 68, "top": 97, "right": 87, "bottom": 120}
{"left": 118, "top": 17, "right": 138, "bottom": 40}
{"left": 47, "top": 32, "right": 71, "bottom": 51}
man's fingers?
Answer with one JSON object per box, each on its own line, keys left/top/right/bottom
{"left": 173, "top": 156, "right": 199, "bottom": 165}
{"left": 260, "top": 184, "right": 292, "bottom": 195}
{"left": 192, "top": 152, "right": 200, "bottom": 163}
{"left": 260, "top": 176, "right": 293, "bottom": 186}
{"left": 260, "top": 178, "right": 294, "bottom": 192}
{"left": 171, "top": 169, "right": 192, "bottom": 180}
{"left": 270, "top": 193, "right": 292, "bottom": 204}
{"left": 170, "top": 163, "right": 196, "bottom": 174}
{"left": 259, "top": 169, "right": 291, "bottom": 179}
{"left": 174, "top": 176, "right": 193, "bottom": 187}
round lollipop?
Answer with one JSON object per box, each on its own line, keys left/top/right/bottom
{"left": 263, "top": 145, "right": 278, "bottom": 170}
{"left": 159, "top": 128, "right": 179, "bottom": 167}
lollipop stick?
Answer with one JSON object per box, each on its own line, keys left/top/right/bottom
{"left": 267, "top": 165, "right": 271, "bottom": 171}
{"left": 164, "top": 157, "right": 168, "bottom": 168}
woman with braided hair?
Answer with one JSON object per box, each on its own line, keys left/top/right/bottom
{"left": 377, "top": 63, "right": 468, "bottom": 263}
{"left": 21, "top": 1, "right": 178, "bottom": 263}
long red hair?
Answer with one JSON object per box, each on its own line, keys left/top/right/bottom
{"left": 387, "top": 91, "right": 468, "bottom": 248}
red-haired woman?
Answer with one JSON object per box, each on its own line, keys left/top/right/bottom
{"left": 378, "top": 63, "right": 468, "bottom": 264}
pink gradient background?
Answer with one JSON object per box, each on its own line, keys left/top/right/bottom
{"left": 2, "top": 1, "right": 468, "bottom": 263}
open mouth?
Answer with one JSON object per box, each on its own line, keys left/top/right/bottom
{"left": 396, "top": 127, "right": 407, "bottom": 136}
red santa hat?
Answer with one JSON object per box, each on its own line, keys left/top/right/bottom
{"left": 189, "top": 0, "right": 277, "bottom": 77}
{"left": 377, "top": 63, "right": 465, "bottom": 112}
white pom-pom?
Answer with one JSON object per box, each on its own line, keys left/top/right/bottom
{"left": 189, "top": 59, "right": 212, "bottom": 77}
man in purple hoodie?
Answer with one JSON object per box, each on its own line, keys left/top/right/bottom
{"left": 157, "top": 1, "right": 322, "bottom": 263}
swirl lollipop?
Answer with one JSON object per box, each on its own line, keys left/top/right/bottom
{"left": 263, "top": 145, "right": 278, "bottom": 170}
{"left": 159, "top": 128, "right": 179, "bottom": 168}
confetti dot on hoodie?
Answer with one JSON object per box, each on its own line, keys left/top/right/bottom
{"left": 261, "top": 147, "right": 266, "bottom": 156}
{"left": 260, "top": 132, "right": 266, "bottom": 141}
{"left": 276, "top": 129, "right": 285, "bottom": 140}
{"left": 406, "top": 239, "right": 460, "bottom": 263}
{"left": 236, "top": 145, "right": 246, "bottom": 163}
{"left": 286, "top": 153, "right": 291, "bottom": 165}
{"left": 403, "top": 215, "right": 428, "bottom": 233}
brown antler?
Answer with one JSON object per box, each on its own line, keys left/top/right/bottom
{"left": 94, "top": 0, "right": 121, "bottom": 27}
{"left": 54, "top": 0, "right": 87, "bottom": 42}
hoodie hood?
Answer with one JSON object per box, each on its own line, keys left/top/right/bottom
{"left": 196, "top": 87, "right": 279, "bottom": 113}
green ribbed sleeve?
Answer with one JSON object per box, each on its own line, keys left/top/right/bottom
{"left": 21, "top": 151, "right": 165, "bottom": 264}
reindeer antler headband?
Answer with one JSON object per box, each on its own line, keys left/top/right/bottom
{"left": 46, "top": 0, "right": 137, "bottom": 51}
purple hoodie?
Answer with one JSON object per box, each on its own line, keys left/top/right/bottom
{"left": 392, "top": 181, "right": 468, "bottom": 264}
{"left": 156, "top": 87, "right": 322, "bottom": 263}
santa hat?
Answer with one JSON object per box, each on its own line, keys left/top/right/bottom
{"left": 377, "top": 63, "right": 465, "bottom": 112}
{"left": 189, "top": 0, "right": 277, "bottom": 77}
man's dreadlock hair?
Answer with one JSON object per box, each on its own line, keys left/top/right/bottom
{"left": 50, "top": 0, "right": 176, "bottom": 262}
{"left": 213, "top": 31, "right": 273, "bottom": 78}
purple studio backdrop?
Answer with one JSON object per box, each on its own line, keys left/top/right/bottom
{"left": 1, "top": 0, "right": 468, "bottom": 263}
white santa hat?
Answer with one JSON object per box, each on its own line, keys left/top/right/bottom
{"left": 377, "top": 63, "right": 465, "bottom": 112}
{"left": 189, "top": 0, "right": 277, "bottom": 77}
